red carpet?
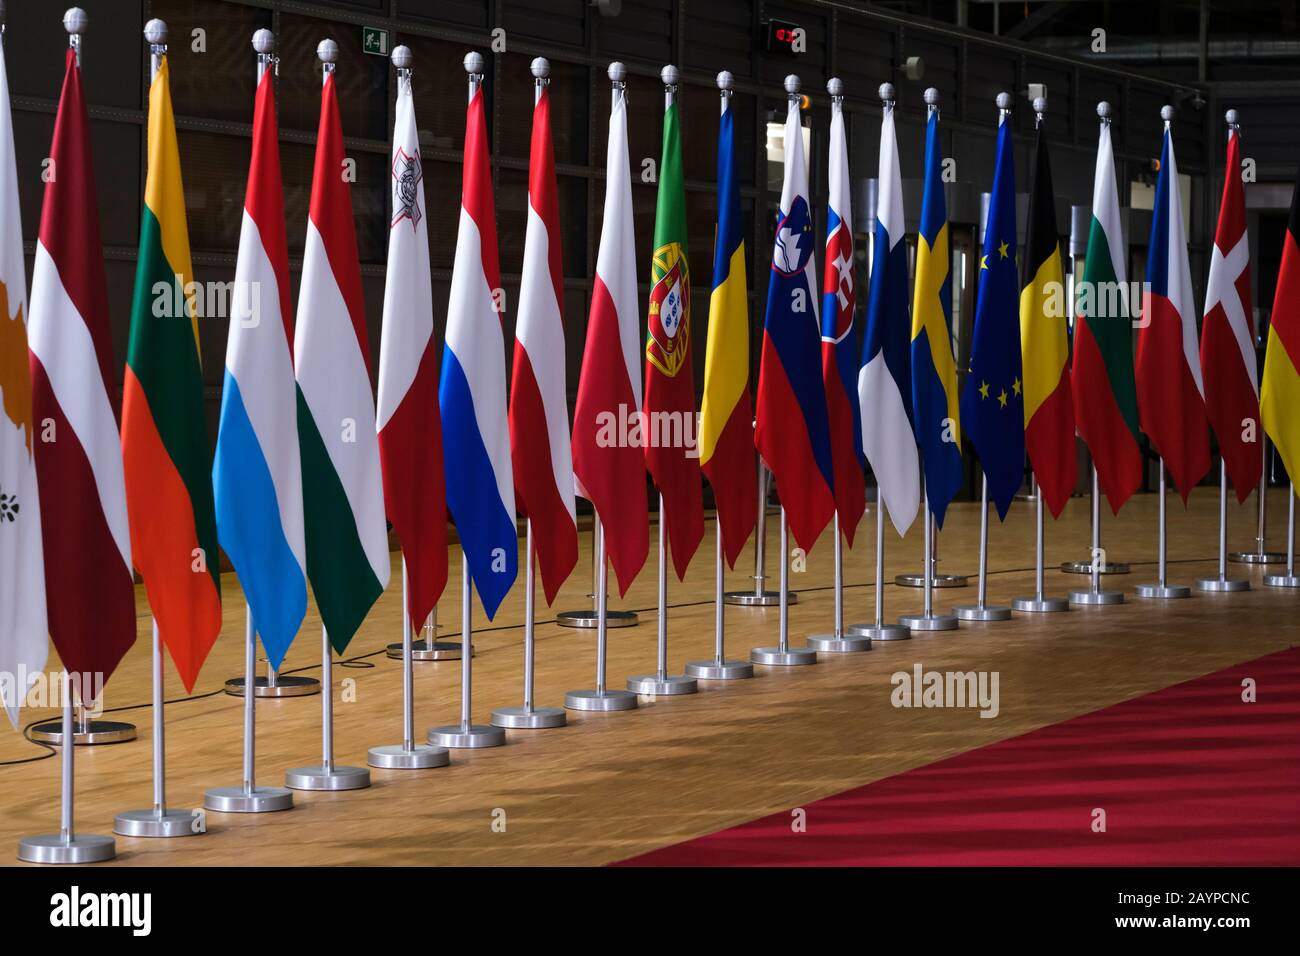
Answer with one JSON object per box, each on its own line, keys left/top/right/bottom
{"left": 618, "top": 646, "right": 1300, "bottom": 866}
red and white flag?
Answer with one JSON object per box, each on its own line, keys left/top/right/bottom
{"left": 27, "top": 49, "right": 136, "bottom": 686}
{"left": 1200, "top": 124, "right": 1261, "bottom": 501}
{"left": 509, "top": 72, "right": 577, "bottom": 606}
{"left": 571, "top": 76, "right": 647, "bottom": 595}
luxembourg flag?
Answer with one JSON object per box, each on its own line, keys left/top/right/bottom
{"left": 440, "top": 77, "right": 517, "bottom": 619}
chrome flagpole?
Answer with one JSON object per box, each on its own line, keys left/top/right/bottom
{"left": 388, "top": 607, "right": 461, "bottom": 661}
{"left": 751, "top": 504, "right": 819, "bottom": 665}
{"left": 1263, "top": 484, "right": 1300, "bottom": 587}
{"left": 955, "top": 475, "right": 1012, "bottom": 619}
{"left": 686, "top": 517, "right": 755, "bottom": 677}
{"left": 848, "top": 490, "right": 912, "bottom": 639}
{"left": 1197, "top": 460, "right": 1251, "bottom": 592}
{"left": 556, "top": 523, "right": 639, "bottom": 627}
{"left": 1230, "top": 439, "right": 1284, "bottom": 563}
{"left": 1135, "top": 458, "right": 1192, "bottom": 598}
{"left": 900, "top": 481, "right": 958, "bottom": 629}
{"left": 566, "top": 514, "right": 638, "bottom": 710}
{"left": 628, "top": 490, "right": 699, "bottom": 694}
{"left": 1070, "top": 466, "right": 1126, "bottom": 604}
{"left": 724, "top": 458, "right": 796, "bottom": 605}
{"left": 429, "top": 551, "right": 509, "bottom": 745}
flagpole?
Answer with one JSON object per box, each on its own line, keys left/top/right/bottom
{"left": 1070, "top": 465, "right": 1126, "bottom": 604}
{"left": 1135, "top": 459, "right": 1192, "bottom": 598}
{"left": 847, "top": 487, "right": 912, "bottom": 639}
{"left": 1198, "top": 459, "right": 1251, "bottom": 592}
{"left": 900, "top": 480, "right": 959, "bottom": 629}
{"left": 686, "top": 515, "right": 755, "bottom": 678}
{"left": 1263, "top": 484, "right": 1300, "bottom": 587}
{"left": 557, "top": 525, "right": 639, "bottom": 627}
{"left": 566, "top": 514, "right": 639, "bottom": 710}
{"left": 724, "top": 458, "right": 795, "bottom": 606}
{"left": 628, "top": 478, "right": 699, "bottom": 694}
{"left": 1231, "top": 440, "right": 1284, "bottom": 562}
{"left": 751, "top": 503, "right": 818, "bottom": 664}
{"left": 955, "top": 475, "right": 1013, "bottom": 619}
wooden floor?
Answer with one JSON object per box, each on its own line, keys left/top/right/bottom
{"left": 2, "top": 485, "right": 1297, "bottom": 866}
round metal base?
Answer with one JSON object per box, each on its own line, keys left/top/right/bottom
{"left": 627, "top": 674, "right": 699, "bottom": 695}
{"left": 1069, "top": 589, "right": 1125, "bottom": 606}
{"left": 367, "top": 743, "right": 450, "bottom": 769}
{"left": 386, "top": 640, "right": 464, "bottom": 661}
{"left": 555, "top": 609, "right": 639, "bottom": 628}
{"left": 897, "top": 613, "right": 958, "bottom": 631}
{"left": 427, "top": 724, "right": 507, "bottom": 748}
{"left": 1196, "top": 577, "right": 1250, "bottom": 592}
{"left": 1263, "top": 574, "right": 1300, "bottom": 588}
{"left": 224, "top": 675, "right": 320, "bottom": 698}
{"left": 284, "top": 764, "right": 371, "bottom": 791}
{"left": 564, "top": 689, "right": 639, "bottom": 711}
{"left": 1134, "top": 583, "right": 1192, "bottom": 599}
{"left": 1012, "top": 596, "right": 1070, "bottom": 613}
{"left": 895, "top": 574, "right": 968, "bottom": 589}
{"left": 684, "top": 658, "right": 754, "bottom": 680}
{"left": 1229, "top": 551, "right": 1287, "bottom": 564}
{"left": 750, "top": 646, "right": 818, "bottom": 666}
{"left": 204, "top": 785, "right": 294, "bottom": 813}
{"left": 17, "top": 833, "right": 115, "bottom": 865}
{"left": 1061, "top": 560, "right": 1130, "bottom": 575}
{"left": 806, "top": 633, "right": 873, "bottom": 652}
{"left": 952, "top": 604, "right": 1012, "bottom": 621}
{"left": 723, "top": 590, "right": 798, "bottom": 606}
{"left": 113, "top": 808, "right": 200, "bottom": 838}
{"left": 491, "top": 705, "right": 567, "bottom": 729}
{"left": 29, "top": 719, "right": 137, "bottom": 746}
{"left": 845, "top": 622, "right": 912, "bottom": 640}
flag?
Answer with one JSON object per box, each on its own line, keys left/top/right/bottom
{"left": 1200, "top": 125, "right": 1261, "bottom": 502}
{"left": 571, "top": 82, "right": 647, "bottom": 594}
{"left": 698, "top": 88, "right": 755, "bottom": 569}
{"left": 911, "top": 106, "right": 962, "bottom": 530}
{"left": 26, "top": 49, "right": 136, "bottom": 684}
{"left": 121, "top": 54, "right": 221, "bottom": 692}
{"left": 0, "top": 37, "right": 47, "bottom": 725}
{"left": 510, "top": 77, "right": 577, "bottom": 606}
{"left": 1137, "top": 121, "right": 1210, "bottom": 501}
{"left": 961, "top": 107, "right": 1024, "bottom": 520}
{"left": 441, "top": 78, "right": 517, "bottom": 618}
{"left": 755, "top": 92, "right": 835, "bottom": 552}
{"left": 1072, "top": 111, "right": 1142, "bottom": 514}
{"left": 643, "top": 88, "right": 703, "bottom": 580}
{"left": 1261, "top": 169, "right": 1300, "bottom": 489}
{"left": 820, "top": 96, "right": 864, "bottom": 545}
{"left": 294, "top": 71, "right": 389, "bottom": 653}
{"left": 377, "top": 74, "right": 447, "bottom": 628}
{"left": 1019, "top": 121, "right": 1076, "bottom": 519}
{"left": 861, "top": 97, "right": 919, "bottom": 539}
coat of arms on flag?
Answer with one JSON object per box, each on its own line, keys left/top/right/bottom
{"left": 391, "top": 146, "right": 422, "bottom": 228}
{"left": 773, "top": 199, "right": 815, "bottom": 277}
{"left": 646, "top": 242, "right": 689, "bottom": 378}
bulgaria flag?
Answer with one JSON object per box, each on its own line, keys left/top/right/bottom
{"left": 0, "top": 37, "right": 47, "bottom": 725}
{"left": 1260, "top": 170, "right": 1300, "bottom": 489}
{"left": 295, "top": 70, "right": 390, "bottom": 653}
{"left": 571, "top": 79, "right": 647, "bottom": 594}
{"left": 377, "top": 74, "right": 447, "bottom": 627}
{"left": 121, "top": 53, "right": 221, "bottom": 692}
{"left": 1072, "top": 111, "right": 1142, "bottom": 513}
{"left": 27, "top": 49, "right": 136, "bottom": 685}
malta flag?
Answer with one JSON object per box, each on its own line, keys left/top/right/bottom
{"left": 377, "top": 75, "right": 447, "bottom": 627}
{"left": 0, "top": 38, "right": 47, "bottom": 725}
{"left": 820, "top": 95, "right": 864, "bottom": 545}
{"left": 122, "top": 53, "right": 221, "bottom": 692}
{"left": 1137, "top": 121, "right": 1210, "bottom": 501}
{"left": 1019, "top": 122, "right": 1076, "bottom": 519}
{"left": 571, "top": 79, "right": 648, "bottom": 594}
{"left": 27, "top": 49, "right": 136, "bottom": 684}
{"left": 644, "top": 88, "right": 703, "bottom": 580}
{"left": 1200, "top": 124, "right": 1261, "bottom": 501}
{"left": 755, "top": 91, "right": 835, "bottom": 553}
{"left": 1260, "top": 170, "right": 1300, "bottom": 490}
{"left": 698, "top": 89, "right": 756, "bottom": 568}
{"left": 295, "top": 70, "right": 390, "bottom": 652}
{"left": 510, "top": 76, "right": 577, "bottom": 605}
{"left": 441, "top": 78, "right": 517, "bottom": 618}
{"left": 214, "top": 58, "right": 306, "bottom": 671}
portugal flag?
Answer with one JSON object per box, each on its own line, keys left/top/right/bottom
{"left": 1260, "top": 169, "right": 1300, "bottom": 490}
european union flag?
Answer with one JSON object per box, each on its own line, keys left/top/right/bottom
{"left": 960, "top": 109, "right": 1024, "bottom": 520}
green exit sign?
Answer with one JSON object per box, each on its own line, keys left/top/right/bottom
{"left": 362, "top": 26, "right": 390, "bottom": 56}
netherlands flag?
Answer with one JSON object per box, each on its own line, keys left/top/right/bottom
{"left": 440, "top": 78, "right": 517, "bottom": 618}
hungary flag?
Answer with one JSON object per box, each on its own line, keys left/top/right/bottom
{"left": 121, "top": 55, "right": 220, "bottom": 692}
{"left": 1071, "top": 115, "right": 1142, "bottom": 514}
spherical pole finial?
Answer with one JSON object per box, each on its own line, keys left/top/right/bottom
{"left": 996, "top": 91, "right": 1013, "bottom": 111}
{"left": 63, "top": 7, "right": 88, "bottom": 36}
{"left": 464, "top": 51, "right": 484, "bottom": 75}
{"left": 1033, "top": 95, "right": 1048, "bottom": 116}
{"left": 531, "top": 56, "right": 550, "bottom": 80}
{"left": 391, "top": 44, "right": 412, "bottom": 70}
{"left": 924, "top": 87, "right": 940, "bottom": 107}
{"left": 661, "top": 64, "right": 679, "bottom": 87}
{"left": 1225, "top": 108, "right": 1239, "bottom": 127}
{"left": 143, "top": 18, "right": 166, "bottom": 45}
{"left": 717, "top": 70, "right": 734, "bottom": 92}
{"left": 316, "top": 38, "right": 338, "bottom": 65}
{"left": 1161, "top": 104, "right": 1175, "bottom": 123}
{"left": 608, "top": 61, "right": 626, "bottom": 83}
{"left": 879, "top": 82, "right": 896, "bottom": 103}
{"left": 1097, "top": 100, "right": 1112, "bottom": 119}
{"left": 252, "top": 28, "right": 275, "bottom": 55}
{"left": 783, "top": 74, "right": 801, "bottom": 95}
{"left": 827, "top": 77, "right": 844, "bottom": 97}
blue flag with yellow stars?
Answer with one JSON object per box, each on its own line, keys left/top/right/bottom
{"left": 960, "top": 108, "right": 1024, "bottom": 520}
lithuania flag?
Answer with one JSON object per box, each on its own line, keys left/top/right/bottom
{"left": 121, "top": 55, "right": 221, "bottom": 692}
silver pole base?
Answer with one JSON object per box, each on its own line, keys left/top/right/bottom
{"left": 1134, "top": 583, "right": 1192, "bottom": 599}
{"left": 555, "top": 609, "right": 639, "bottom": 628}
{"left": 491, "top": 705, "right": 567, "bottom": 729}
{"left": 805, "top": 633, "right": 873, "bottom": 652}
{"left": 284, "top": 765, "right": 371, "bottom": 790}
{"left": 749, "top": 646, "right": 818, "bottom": 666}
{"left": 1069, "top": 589, "right": 1125, "bottom": 606}
{"left": 204, "top": 785, "right": 294, "bottom": 813}
{"left": 17, "top": 833, "right": 115, "bottom": 864}
{"left": 113, "top": 808, "right": 201, "bottom": 838}
{"left": 1229, "top": 551, "right": 1287, "bottom": 564}
{"left": 367, "top": 743, "right": 450, "bottom": 769}
{"left": 427, "top": 724, "right": 507, "bottom": 748}
{"left": 29, "top": 719, "right": 137, "bottom": 745}
{"left": 1263, "top": 574, "right": 1300, "bottom": 588}
{"left": 1061, "top": 560, "right": 1130, "bottom": 575}
{"left": 722, "top": 590, "right": 798, "bottom": 606}
{"left": 1012, "top": 596, "right": 1070, "bottom": 613}
{"left": 845, "top": 622, "right": 912, "bottom": 640}
{"left": 895, "top": 573, "right": 968, "bottom": 588}
{"left": 1195, "top": 577, "right": 1250, "bottom": 592}
{"left": 684, "top": 659, "right": 754, "bottom": 679}
{"left": 897, "top": 613, "right": 958, "bottom": 631}
{"left": 952, "top": 604, "right": 1012, "bottom": 621}
{"left": 626, "top": 674, "right": 699, "bottom": 695}
{"left": 564, "top": 689, "right": 639, "bottom": 711}
{"left": 224, "top": 675, "right": 320, "bottom": 698}
{"left": 386, "top": 640, "right": 464, "bottom": 661}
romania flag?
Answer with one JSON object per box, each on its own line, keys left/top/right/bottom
{"left": 1261, "top": 169, "right": 1300, "bottom": 492}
